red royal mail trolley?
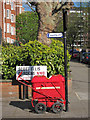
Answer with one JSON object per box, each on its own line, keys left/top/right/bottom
{"left": 17, "top": 72, "right": 66, "bottom": 114}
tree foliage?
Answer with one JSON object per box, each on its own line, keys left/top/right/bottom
{"left": 67, "top": 3, "right": 89, "bottom": 49}
{"left": 67, "top": 12, "right": 80, "bottom": 47}
{"left": 16, "top": 11, "right": 39, "bottom": 44}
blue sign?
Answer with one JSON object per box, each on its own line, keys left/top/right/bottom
{"left": 47, "top": 33, "right": 63, "bottom": 38}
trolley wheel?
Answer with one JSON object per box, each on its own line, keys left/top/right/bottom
{"left": 52, "top": 102, "right": 63, "bottom": 113}
{"left": 35, "top": 103, "right": 46, "bottom": 114}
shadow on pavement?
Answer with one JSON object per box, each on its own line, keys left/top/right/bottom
{"left": 9, "top": 100, "right": 37, "bottom": 113}
{"left": 9, "top": 100, "right": 64, "bottom": 114}
{"left": 70, "top": 58, "right": 80, "bottom": 63}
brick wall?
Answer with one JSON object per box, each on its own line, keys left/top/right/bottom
{"left": 1, "top": 82, "right": 19, "bottom": 98}
{"left": 1, "top": 0, "right": 24, "bottom": 44}
{"left": 1, "top": 82, "right": 32, "bottom": 99}
{"left": 0, "top": 1, "right": 2, "bottom": 30}
{"left": 0, "top": 1, "right": 2, "bottom": 43}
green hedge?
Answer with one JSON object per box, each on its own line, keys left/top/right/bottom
{"left": 2, "top": 40, "right": 71, "bottom": 79}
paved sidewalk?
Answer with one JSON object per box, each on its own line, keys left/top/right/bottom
{"left": 0, "top": 61, "right": 89, "bottom": 119}
{"left": 0, "top": 88, "right": 88, "bottom": 119}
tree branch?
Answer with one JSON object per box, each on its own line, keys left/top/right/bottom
{"left": 52, "top": 2, "right": 66, "bottom": 15}
{"left": 52, "top": 0, "right": 73, "bottom": 15}
{"left": 26, "top": 2, "right": 36, "bottom": 12}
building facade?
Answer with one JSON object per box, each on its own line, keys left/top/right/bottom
{"left": 0, "top": 0, "right": 24, "bottom": 44}
{"left": 68, "top": 9, "right": 89, "bottom": 49}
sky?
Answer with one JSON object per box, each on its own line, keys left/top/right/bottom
{"left": 22, "top": 0, "right": 90, "bottom": 11}
{"left": 22, "top": 0, "right": 36, "bottom": 11}
{"left": 22, "top": 3, "right": 33, "bottom": 11}
{"left": 22, "top": 0, "right": 27, "bottom": 2}
{"left": 22, "top": 0, "right": 90, "bottom": 2}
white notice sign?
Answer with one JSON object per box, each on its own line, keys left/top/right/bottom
{"left": 16, "top": 66, "right": 47, "bottom": 80}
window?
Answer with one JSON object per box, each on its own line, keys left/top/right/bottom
{"left": 4, "top": 23, "right": 6, "bottom": 33}
{"left": 19, "top": 0, "right": 22, "bottom": 4}
{"left": 7, "top": 37, "right": 10, "bottom": 43}
{"left": 7, "top": 9, "right": 9, "bottom": 19}
{"left": 11, "top": 39, "right": 14, "bottom": 44}
{"left": 11, "top": 14, "right": 14, "bottom": 22}
{"left": 11, "top": 26, "right": 14, "bottom": 35}
{"left": 11, "top": 2, "right": 14, "bottom": 10}
{"left": 7, "top": 23, "right": 10, "bottom": 33}
{"left": 19, "top": 7, "right": 22, "bottom": 14}
{"left": 6, "top": 0, "right": 9, "bottom": 4}
{"left": 4, "top": 9, "right": 5, "bottom": 18}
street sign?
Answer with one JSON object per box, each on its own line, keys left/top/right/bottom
{"left": 47, "top": 33, "right": 63, "bottom": 38}
{"left": 16, "top": 66, "right": 47, "bottom": 80}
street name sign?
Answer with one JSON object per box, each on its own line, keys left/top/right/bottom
{"left": 16, "top": 66, "right": 47, "bottom": 80}
{"left": 47, "top": 33, "right": 63, "bottom": 38}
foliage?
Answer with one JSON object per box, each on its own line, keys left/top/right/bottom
{"left": 55, "top": 18, "right": 63, "bottom": 42}
{"left": 2, "top": 45, "right": 23, "bottom": 79}
{"left": 67, "top": 12, "right": 82, "bottom": 48}
{"left": 2, "top": 40, "right": 71, "bottom": 79}
{"left": 16, "top": 11, "right": 39, "bottom": 44}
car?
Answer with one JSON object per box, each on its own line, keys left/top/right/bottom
{"left": 69, "top": 49, "right": 77, "bottom": 54}
{"left": 70, "top": 50, "right": 80, "bottom": 59}
{"left": 80, "top": 52, "right": 90, "bottom": 64}
{"left": 73, "top": 51, "right": 80, "bottom": 59}
{"left": 83, "top": 52, "right": 90, "bottom": 64}
{"left": 80, "top": 52, "right": 86, "bottom": 63}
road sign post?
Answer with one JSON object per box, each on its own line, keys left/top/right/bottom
{"left": 63, "top": 9, "right": 68, "bottom": 112}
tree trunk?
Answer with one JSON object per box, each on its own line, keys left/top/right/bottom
{"left": 36, "top": 2, "right": 60, "bottom": 46}
{"left": 29, "top": 2, "right": 73, "bottom": 46}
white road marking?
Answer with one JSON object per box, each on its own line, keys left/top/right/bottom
{"left": 75, "top": 92, "right": 81, "bottom": 100}
{"left": 75, "top": 92, "right": 88, "bottom": 100}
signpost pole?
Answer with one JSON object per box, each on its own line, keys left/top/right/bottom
{"left": 23, "top": 83, "right": 26, "bottom": 100}
{"left": 26, "top": 86, "right": 28, "bottom": 99}
{"left": 23, "top": 64, "right": 26, "bottom": 100}
{"left": 19, "top": 85, "right": 21, "bottom": 99}
{"left": 63, "top": 9, "right": 68, "bottom": 111}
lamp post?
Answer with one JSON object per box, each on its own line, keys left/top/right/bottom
{"left": 63, "top": 9, "right": 68, "bottom": 112}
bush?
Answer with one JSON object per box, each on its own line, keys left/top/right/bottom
{"left": 2, "top": 40, "right": 71, "bottom": 79}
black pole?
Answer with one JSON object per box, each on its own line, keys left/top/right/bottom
{"left": 63, "top": 9, "right": 68, "bottom": 111}
{"left": 80, "top": 2, "right": 81, "bottom": 48}
{"left": 26, "top": 86, "right": 28, "bottom": 99}
{"left": 23, "top": 64, "right": 26, "bottom": 100}
{"left": 19, "top": 85, "right": 22, "bottom": 99}
{"left": 23, "top": 84, "right": 26, "bottom": 100}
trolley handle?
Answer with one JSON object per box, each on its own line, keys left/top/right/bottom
{"left": 17, "top": 71, "right": 30, "bottom": 84}
{"left": 18, "top": 71, "right": 23, "bottom": 77}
